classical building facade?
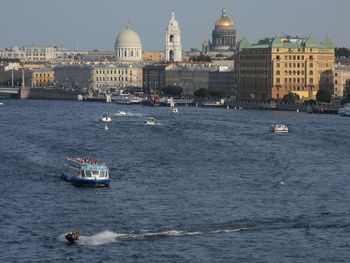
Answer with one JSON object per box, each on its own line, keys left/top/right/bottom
{"left": 91, "top": 63, "right": 143, "bottom": 90}
{"left": 334, "top": 65, "right": 350, "bottom": 97}
{"left": 115, "top": 26, "right": 142, "bottom": 63}
{"left": 235, "top": 35, "right": 335, "bottom": 101}
{"left": 0, "top": 45, "right": 87, "bottom": 63}
{"left": 202, "top": 8, "right": 236, "bottom": 58}
{"left": 31, "top": 68, "right": 54, "bottom": 87}
{"left": 165, "top": 12, "right": 182, "bottom": 62}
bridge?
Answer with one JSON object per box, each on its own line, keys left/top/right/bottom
{"left": 0, "top": 87, "right": 21, "bottom": 98}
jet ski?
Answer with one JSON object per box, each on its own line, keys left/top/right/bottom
{"left": 65, "top": 230, "right": 80, "bottom": 244}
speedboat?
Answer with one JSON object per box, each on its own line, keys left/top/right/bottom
{"left": 171, "top": 107, "right": 178, "bottom": 113}
{"left": 146, "top": 117, "right": 156, "bottom": 125}
{"left": 65, "top": 230, "right": 80, "bottom": 244}
{"left": 117, "top": 110, "right": 128, "bottom": 116}
{"left": 101, "top": 114, "right": 112, "bottom": 122}
{"left": 62, "top": 157, "right": 110, "bottom": 187}
{"left": 270, "top": 124, "right": 288, "bottom": 133}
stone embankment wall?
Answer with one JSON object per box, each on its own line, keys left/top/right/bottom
{"left": 20, "top": 87, "right": 81, "bottom": 100}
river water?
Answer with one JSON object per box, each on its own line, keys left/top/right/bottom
{"left": 0, "top": 99, "right": 349, "bottom": 262}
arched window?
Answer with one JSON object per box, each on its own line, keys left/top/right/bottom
{"left": 169, "top": 50, "right": 174, "bottom": 61}
{"left": 276, "top": 70, "right": 280, "bottom": 75}
{"left": 309, "top": 70, "right": 313, "bottom": 75}
{"left": 170, "top": 35, "right": 174, "bottom": 43}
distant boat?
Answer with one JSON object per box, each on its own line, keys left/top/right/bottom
{"left": 0, "top": 102, "right": 4, "bottom": 105}
{"left": 62, "top": 157, "right": 110, "bottom": 187}
{"left": 101, "top": 113, "right": 112, "bottom": 122}
{"left": 171, "top": 107, "right": 178, "bottom": 113}
{"left": 117, "top": 110, "right": 128, "bottom": 116}
{"left": 338, "top": 103, "right": 350, "bottom": 116}
{"left": 65, "top": 230, "right": 80, "bottom": 244}
{"left": 270, "top": 124, "right": 288, "bottom": 133}
{"left": 146, "top": 117, "right": 156, "bottom": 125}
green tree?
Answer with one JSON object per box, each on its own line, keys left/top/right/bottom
{"left": 160, "top": 85, "right": 183, "bottom": 96}
{"left": 335, "top": 47, "right": 350, "bottom": 58}
{"left": 194, "top": 88, "right": 209, "bottom": 98}
{"left": 209, "top": 89, "right": 226, "bottom": 98}
{"left": 191, "top": 55, "right": 212, "bottom": 62}
{"left": 316, "top": 88, "right": 332, "bottom": 103}
{"left": 282, "top": 92, "right": 300, "bottom": 104}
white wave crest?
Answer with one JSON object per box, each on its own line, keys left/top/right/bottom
{"left": 79, "top": 231, "right": 124, "bottom": 246}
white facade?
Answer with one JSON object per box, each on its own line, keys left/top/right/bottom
{"left": 114, "top": 27, "right": 142, "bottom": 63}
{"left": 0, "top": 45, "right": 87, "bottom": 63}
{"left": 165, "top": 12, "right": 182, "bottom": 62}
{"left": 92, "top": 63, "right": 143, "bottom": 89}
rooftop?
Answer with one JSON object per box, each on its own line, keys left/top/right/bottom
{"left": 239, "top": 35, "right": 334, "bottom": 50}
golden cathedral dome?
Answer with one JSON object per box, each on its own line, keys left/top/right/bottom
{"left": 215, "top": 8, "right": 234, "bottom": 27}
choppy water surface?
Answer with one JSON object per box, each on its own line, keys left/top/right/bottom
{"left": 0, "top": 100, "right": 349, "bottom": 262}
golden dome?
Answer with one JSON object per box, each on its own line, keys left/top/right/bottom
{"left": 215, "top": 8, "right": 233, "bottom": 27}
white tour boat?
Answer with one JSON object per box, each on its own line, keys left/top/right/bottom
{"left": 338, "top": 103, "right": 350, "bottom": 116}
{"left": 62, "top": 157, "right": 110, "bottom": 187}
{"left": 171, "top": 107, "right": 178, "bottom": 113}
{"left": 146, "top": 117, "right": 156, "bottom": 125}
{"left": 270, "top": 123, "right": 289, "bottom": 133}
{"left": 101, "top": 114, "right": 112, "bottom": 122}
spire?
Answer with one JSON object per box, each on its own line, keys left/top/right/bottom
{"left": 222, "top": 7, "right": 227, "bottom": 16}
{"left": 171, "top": 11, "right": 175, "bottom": 21}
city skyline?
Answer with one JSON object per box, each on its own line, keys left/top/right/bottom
{"left": 0, "top": 0, "right": 349, "bottom": 51}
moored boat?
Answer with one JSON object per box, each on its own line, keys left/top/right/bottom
{"left": 62, "top": 157, "right": 110, "bottom": 187}
{"left": 338, "top": 103, "right": 350, "bottom": 116}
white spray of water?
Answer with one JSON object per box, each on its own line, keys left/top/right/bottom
{"left": 60, "top": 227, "right": 247, "bottom": 246}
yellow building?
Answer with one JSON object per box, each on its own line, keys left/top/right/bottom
{"left": 235, "top": 36, "right": 334, "bottom": 101}
{"left": 32, "top": 68, "right": 54, "bottom": 87}
{"left": 142, "top": 51, "right": 165, "bottom": 62}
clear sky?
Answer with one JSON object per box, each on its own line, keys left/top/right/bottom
{"left": 0, "top": 0, "right": 349, "bottom": 51}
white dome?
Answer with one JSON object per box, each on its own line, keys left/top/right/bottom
{"left": 114, "top": 26, "right": 142, "bottom": 63}
{"left": 115, "top": 27, "right": 141, "bottom": 48}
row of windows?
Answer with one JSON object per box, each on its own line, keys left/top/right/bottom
{"left": 95, "top": 70, "right": 132, "bottom": 75}
{"left": 276, "top": 77, "right": 313, "bottom": 84}
{"left": 276, "top": 62, "right": 313, "bottom": 68}
{"left": 276, "top": 70, "right": 313, "bottom": 76}
{"left": 276, "top": 55, "right": 313, "bottom": 60}
{"left": 35, "top": 73, "right": 52, "bottom": 77}
{"left": 276, "top": 86, "right": 309, "bottom": 91}
{"left": 96, "top": 76, "right": 131, "bottom": 81}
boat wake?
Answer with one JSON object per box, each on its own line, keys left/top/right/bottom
{"left": 59, "top": 227, "right": 247, "bottom": 246}
{"left": 114, "top": 112, "right": 143, "bottom": 117}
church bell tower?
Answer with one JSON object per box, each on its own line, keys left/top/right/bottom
{"left": 165, "top": 11, "right": 182, "bottom": 62}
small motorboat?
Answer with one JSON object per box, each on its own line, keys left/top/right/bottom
{"left": 65, "top": 230, "right": 80, "bottom": 244}
{"left": 146, "top": 117, "right": 156, "bottom": 125}
{"left": 171, "top": 107, "right": 178, "bottom": 113}
{"left": 270, "top": 123, "right": 288, "bottom": 133}
{"left": 117, "top": 110, "right": 128, "bottom": 116}
{"left": 101, "top": 114, "right": 112, "bottom": 122}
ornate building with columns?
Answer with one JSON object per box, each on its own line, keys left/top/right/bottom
{"left": 202, "top": 8, "right": 236, "bottom": 58}
{"left": 114, "top": 26, "right": 142, "bottom": 63}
